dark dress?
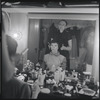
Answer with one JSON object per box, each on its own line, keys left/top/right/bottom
{"left": 57, "top": 29, "right": 72, "bottom": 59}
{"left": 2, "top": 77, "right": 31, "bottom": 99}
{"left": 57, "top": 29, "right": 72, "bottom": 70}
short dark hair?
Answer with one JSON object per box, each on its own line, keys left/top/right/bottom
{"left": 59, "top": 20, "right": 68, "bottom": 26}
{"left": 50, "top": 39, "right": 60, "bottom": 51}
{"left": 50, "top": 39, "right": 59, "bottom": 45}
{"left": 6, "top": 35, "right": 18, "bottom": 57}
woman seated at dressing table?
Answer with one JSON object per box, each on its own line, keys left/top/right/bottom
{"left": 42, "top": 39, "right": 67, "bottom": 73}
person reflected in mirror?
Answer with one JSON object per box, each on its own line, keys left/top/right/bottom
{"left": 57, "top": 20, "right": 72, "bottom": 71}
{"left": 42, "top": 39, "right": 66, "bottom": 72}
{"left": 47, "top": 20, "right": 72, "bottom": 71}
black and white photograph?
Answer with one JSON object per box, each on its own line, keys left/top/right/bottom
{"left": 1, "top": 0, "right": 99, "bottom": 99}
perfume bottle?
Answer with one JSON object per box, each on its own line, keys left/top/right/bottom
{"left": 95, "top": 82, "right": 99, "bottom": 98}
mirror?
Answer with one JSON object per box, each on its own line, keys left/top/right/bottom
{"left": 28, "top": 18, "right": 96, "bottom": 73}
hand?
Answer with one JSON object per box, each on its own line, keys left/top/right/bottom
{"left": 48, "top": 45, "right": 50, "bottom": 49}
{"left": 48, "top": 42, "right": 50, "bottom": 49}
{"left": 32, "top": 82, "right": 40, "bottom": 99}
{"left": 60, "top": 45, "right": 66, "bottom": 50}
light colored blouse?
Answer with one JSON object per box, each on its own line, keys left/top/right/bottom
{"left": 43, "top": 52, "right": 66, "bottom": 72}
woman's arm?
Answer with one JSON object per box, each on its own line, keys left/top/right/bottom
{"left": 2, "top": 33, "right": 14, "bottom": 82}
{"left": 31, "top": 82, "right": 40, "bottom": 99}
{"left": 61, "top": 39, "right": 72, "bottom": 51}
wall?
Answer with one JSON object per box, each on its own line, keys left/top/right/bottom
{"left": 42, "top": 19, "right": 95, "bottom": 29}
{"left": 92, "top": 17, "right": 99, "bottom": 83}
{"left": 28, "top": 19, "right": 40, "bottom": 63}
{"left": 8, "top": 13, "right": 28, "bottom": 54}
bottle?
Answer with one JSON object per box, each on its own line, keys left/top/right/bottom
{"left": 54, "top": 70, "right": 60, "bottom": 84}
{"left": 38, "top": 73, "right": 45, "bottom": 87}
{"left": 72, "top": 70, "right": 75, "bottom": 77}
{"left": 51, "top": 65, "right": 56, "bottom": 72}
{"left": 59, "top": 70, "right": 65, "bottom": 81}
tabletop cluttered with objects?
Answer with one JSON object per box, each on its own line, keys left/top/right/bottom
{"left": 14, "top": 60, "right": 99, "bottom": 99}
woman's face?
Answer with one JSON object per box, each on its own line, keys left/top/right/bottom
{"left": 50, "top": 43, "right": 58, "bottom": 53}
{"left": 58, "top": 21, "right": 66, "bottom": 32}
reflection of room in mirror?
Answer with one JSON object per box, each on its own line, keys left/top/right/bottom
{"left": 39, "top": 19, "right": 96, "bottom": 71}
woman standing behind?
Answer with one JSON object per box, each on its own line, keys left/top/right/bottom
{"left": 57, "top": 20, "right": 72, "bottom": 71}
{"left": 47, "top": 20, "right": 72, "bottom": 71}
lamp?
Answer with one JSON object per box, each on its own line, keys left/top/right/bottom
{"left": 11, "top": 32, "right": 22, "bottom": 40}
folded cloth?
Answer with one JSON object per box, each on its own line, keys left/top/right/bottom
{"left": 40, "top": 88, "right": 50, "bottom": 94}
